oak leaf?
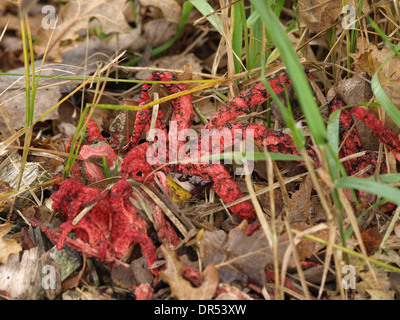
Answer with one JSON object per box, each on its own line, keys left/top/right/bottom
{"left": 159, "top": 245, "right": 219, "bottom": 300}
{"left": 35, "top": 0, "right": 131, "bottom": 61}
{"left": 0, "top": 223, "right": 22, "bottom": 264}
{"left": 201, "top": 220, "right": 294, "bottom": 287}
{"left": 360, "top": 227, "right": 382, "bottom": 256}
{"left": 289, "top": 175, "right": 312, "bottom": 222}
{"left": 298, "top": 0, "right": 369, "bottom": 34}
{"left": 298, "top": 0, "right": 342, "bottom": 33}
{"left": 291, "top": 222, "right": 328, "bottom": 261}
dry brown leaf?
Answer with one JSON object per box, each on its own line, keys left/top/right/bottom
{"left": 159, "top": 245, "right": 219, "bottom": 300}
{"left": 326, "top": 72, "right": 373, "bottom": 105}
{"left": 63, "top": 287, "right": 114, "bottom": 300}
{"left": 201, "top": 220, "right": 294, "bottom": 287}
{"left": 291, "top": 222, "right": 329, "bottom": 260}
{"left": 352, "top": 38, "right": 400, "bottom": 133}
{"left": 62, "top": 253, "right": 86, "bottom": 291}
{"left": 389, "top": 272, "right": 400, "bottom": 296}
{"left": 130, "top": 256, "right": 156, "bottom": 285}
{"left": 354, "top": 258, "right": 392, "bottom": 299}
{"left": 366, "top": 289, "right": 394, "bottom": 300}
{"left": 298, "top": 0, "right": 369, "bottom": 34}
{"left": 289, "top": 175, "right": 312, "bottom": 222}
{"left": 35, "top": 0, "right": 130, "bottom": 60}
{"left": 0, "top": 222, "right": 22, "bottom": 264}
{"left": 0, "top": 181, "right": 14, "bottom": 213}
{"left": 111, "top": 261, "right": 135, "bottom": 290}
{"left": 326, "top": 71, "right": 386, "bottom": 150}
{"left": 360, "top": 227, "right": 383, "bottom": 256}
{"left": 253, "top": 184, "right": 285, "bottom": 216}
{"left": 139, "top": 0, "right": 181, "bottom": 24}
{"left": 30, "top": 139, "right": 64, "bottom": 175}
{"left": 0, "top": 64, "right": 63, "bottom": 131}
{"left": 298, "top": 0, "right": 342, "bottom": 34}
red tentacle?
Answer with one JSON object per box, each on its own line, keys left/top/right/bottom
{"left": 204, "top": 75, "right": 292, "bottom": 130}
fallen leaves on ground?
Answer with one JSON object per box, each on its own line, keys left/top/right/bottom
{"left": 0, "top": 181, "right": 13, "bottom": 214}
{"left": 0, "top": 222, "right": 22, "bottom": 264}
{"left": 35, "top": 0, "right": 130, "bottom": 60}
{"left": 291, "top": 222, "right": 329, "bottom": 261}
{"left": 361, "top": 227, "right": 383, "bottom": 256}
{"left": 201, "top": 220, "right": 295, "bottom": 287}
{"left": 352, "top": 37, "right": 400, "bottom": 133}
{"left": 298, "top": 0, "right": 369, "bottom": 34}
{"left": 289, "top": 176, "right": 313, "bottom": 222}
{"left": 354, "top": 259, "right": 394, "bottom": 300}
{"left": 159, "top": 245, "right": 219, "bottom": 300}
{"left": 0, "top": 247, "right": 41, "bottom": 299}
{"left": 139, "top": 0, "right": 182, "bottom": 24}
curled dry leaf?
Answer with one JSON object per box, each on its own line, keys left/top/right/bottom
{"left": 35, "top": 0, "right": 131, "bottom": 60}
{"left": 159, "top": 245, "right": 219, "bottom": 300}
{"left": 0, "top": 67, "right": 62, "bottom": 131}
{"left": 0, "top": 222, "right": 22, "bottom": 264}
{"left": 139, "top": 0, "right": 182, "bottom": 24}
{"left": 62, "top": 253, "right": 86, "bottom": 292}
{"left": 365, "top": 289, "right": 394, "bottom": 300}
{"left": 135, "top": 53, "right": 203, "bottom": 81}
{"left": 327, "top": 72, "right": 373, "bottom": 105}
{"left": 298, "top": 0, "right": 342, "bottom": 33}
{"left": 289, "top": 175, "right": 312, "bottom": 222}
{"left": 254, "top": 184, "right": 285, "bottom": 217}
{"left": 201, "top": 220, "right": 294, "bottom": 287}
{"left": 360, "top": 227, "right": 383, "bottom": 256}
{"left": 356, "top": 264, "right": 393, "bottom": 300}
{"left": 298, "top": 0, "right": 369, "bottom": 34}
{"left": 291, "top": 222, "right": 329, "bottom": 261}
{"left": 111, "top": 262, "right": 136, "bottom": 290}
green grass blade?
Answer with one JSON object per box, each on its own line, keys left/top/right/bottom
{"left": 63, "top": 107, "right": 90, "bottom": 179}
{"left": 273, "top": 0, "right": 286, "bottom": 17}
{"left": 326, "top": 108, "right": 341, "bottom": 156}
{"left": 246, "top": 10, "right": 260, "bottom": 28}
{"left": 189, "top": 0, "right": 223, "bottom": 35}
{"left": 231, "top": 0, "right": 244, "bottom": 74}
{"left": 247, "top": 6, "right": 263, "bottom": 69}
{"left": 102, "top": 154, "right": 111, "bottom": 181}
{"left": 367, "top": 16, "right": 400, "bottom": 129}
{"left": 335, "top": 177, "right": 400, "bottom": 206}
{"left": 20, "top": 18, "right": 31, "bottom": 127}
{"left": 374, "top": 173, "right": 400, "bottom": 184}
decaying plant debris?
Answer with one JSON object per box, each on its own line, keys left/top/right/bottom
{"left": 1, "top": 0, "right": 400, "bottom": 301}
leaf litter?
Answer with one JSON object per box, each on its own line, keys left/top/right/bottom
{"left": 1, "top": 0, "right": 400, "bottom": 301}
